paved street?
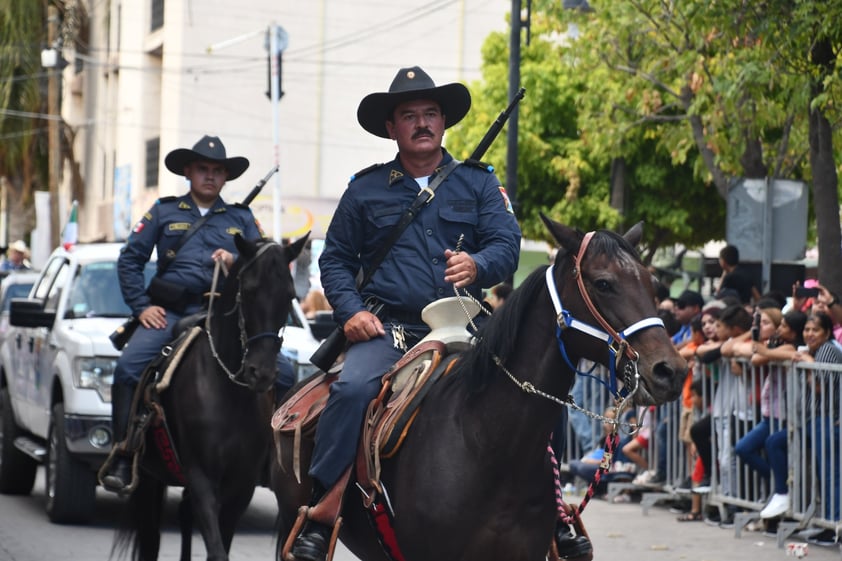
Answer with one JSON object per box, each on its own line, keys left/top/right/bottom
{"left": 1, "top": 469, "right": 840, "bottom": 560}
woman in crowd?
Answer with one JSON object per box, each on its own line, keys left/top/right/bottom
{"left": 733, "top": 310, "right": 806, "bottom": 522}
{"left": 790, "top": 313, "right": 842, "bottom": 544}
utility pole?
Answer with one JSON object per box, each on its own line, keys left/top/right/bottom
{"left": 268, "top": 23, "right": 288, "bottom": 240}
{"left": 506, "top": 0, "right": 522, "bottom": 214}
{"left": 47, "top": 5, "right": 61, "bottom": 248}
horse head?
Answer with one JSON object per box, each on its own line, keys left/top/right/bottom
{"left": 226, "top": 233, "right": 308, "bottom": 392}
{"left": 542, "top": 215, "right": 686, "bottom": 406}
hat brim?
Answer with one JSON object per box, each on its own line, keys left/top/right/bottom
{"left": 164, "top": 149, "right": 250, "bottom": 180}
{"left": 357, "top": 82, "right": 471, "bottom": 138}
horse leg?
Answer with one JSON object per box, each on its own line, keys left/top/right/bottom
{"left": 130, "top": 476, "right": 166, "bottom": 561}
{"left": 179, "top": 488, "right": 193, "bottom": 561}
{"left": 218, "top": 484, "right": 257, "bottom": 552}
{"left": 185, "top": 471, "right": 229, "bottom": 561}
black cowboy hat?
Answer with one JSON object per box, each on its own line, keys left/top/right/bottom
{"left": 357, "top": 66, "right": 471, "bottom": 139}
{"left": 164, "top": 135, "right": 250, "bottom": 180}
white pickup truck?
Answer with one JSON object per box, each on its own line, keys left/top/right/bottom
{"left": 0, "top": 243, "right": 149, "bottom": 523}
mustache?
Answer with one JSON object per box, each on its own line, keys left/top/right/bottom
{"left": 412, "top": 128, "right": 434, "bottom": 140}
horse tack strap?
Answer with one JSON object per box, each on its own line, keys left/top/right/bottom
{"left": 272, "top": 371, "right": 338, "bottom": 483}
{"left": 573, "top": 231, "right": 636, "bottom": 361}
{"left": 155, "top": 326, "right": 202, "bottom": 392}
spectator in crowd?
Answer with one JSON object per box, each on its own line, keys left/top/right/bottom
{"left": 566, "top": 408, "right": 635, "bottom": 497}
{"left": 677, "top": 377, "right": 711, "bottom": 522}
{"left": 744, "top": 310, "right": 807, "bottom": 524}
{"left": 676, "top": 316, "right": 707, "bottom": 479}
{"left": 789, "top": 279, "right": 819, "bottom": 314}
{"left": 0, "top": 240, "right": 32, "bottom": 272}
{"left": 714, "top": 244, "right": 760, "bottom": 305}
{"left": 625, "top": 405, "right": 658, "bottom": 485}
{"left": 485, "top": 282, "right": 513, "bottom": 310}
{"left": 731, "top": 308, "right": 786, "bottom": 512}
{"left": 791, "top": 312, "right": 842, "bottom": 544}
{"left": 672, "top": 290, "right": 705, "bottom": 348}
{"left": 300, "top": 289, "right": 332, "bottom": 319}
{"left": 693, "top": 304, "right": 752, "bottom": 527}
{"left": 656, "top": 282, "right": 674, "bottom": 312}
{"left": 809, "top": 284, "right": 842, "bottom": 346}
{"left": 686, "top": 308, "right": 724, "bottom": 499}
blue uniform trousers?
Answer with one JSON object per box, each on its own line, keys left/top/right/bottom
{"left": 308, "top": 329, "right": 406, "bottom": 489}
{"left": 113, "top": 307, "right": 198, "bottom": 387}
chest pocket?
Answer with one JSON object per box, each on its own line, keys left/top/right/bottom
{"left": 367, "top": 205, "right": 404, "bottom": 230}
{"left": 439, "top": 203, "right": 478, "bottom": 227}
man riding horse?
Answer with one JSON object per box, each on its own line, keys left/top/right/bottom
{"left": 101, "top": 135, "right": 295, "bottom": 493}
{"left": 287, "top": 66, "right": 525, "bottom": 560}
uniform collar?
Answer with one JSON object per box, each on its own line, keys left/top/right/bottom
{"left": 177, "top": 193, "right": 227, "bottom": 213}
{"left": 387, "top": 148, "right": 453, "bottom": 187}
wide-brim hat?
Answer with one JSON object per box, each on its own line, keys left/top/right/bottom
{"left": 357, "top": 66, "right": 471, "bottom": 139}
{"left": 164, "top": 135, "right": 250, "bottom": 180}
{"left": 9, "top": 240, "right": 28, "bottom": 254}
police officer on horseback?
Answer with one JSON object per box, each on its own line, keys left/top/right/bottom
{"left": 289, "top": 66, "right": 521, "bottom": 561}
{"left": 101, "top": 135, "right": 294, "bottom": 494}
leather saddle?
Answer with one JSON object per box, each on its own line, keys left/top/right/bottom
{"left": 271, "top": 297, "right": 480, "bottom": 487}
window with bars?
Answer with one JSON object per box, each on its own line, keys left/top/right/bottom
{"left": 151, "top": 0, "right": 164, "bottom": 31}
{"left": 145, "top": 137, "right": 160, "bottom": 188}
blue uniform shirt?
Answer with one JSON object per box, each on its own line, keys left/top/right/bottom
{"left": 118, "top": 193, "right": 264, "bottom": 316}
{"left": 319, "top": 149, "right": 521, "bottom": 326}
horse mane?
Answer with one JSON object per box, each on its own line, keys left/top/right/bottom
{"left": 447, "top": 263, "right": 552, "bottom": 394}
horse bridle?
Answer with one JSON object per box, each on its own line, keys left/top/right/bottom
{"left": 545, "top": 231, "right": 665, "bottom": 406}
{"left": 205, "top": 241, "right": 285, "bottom": 386}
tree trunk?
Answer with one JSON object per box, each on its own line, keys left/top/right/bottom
{"left": 809, "top": 38, "right": 842, "bottom": 295}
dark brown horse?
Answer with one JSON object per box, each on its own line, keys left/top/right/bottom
{"left": 113, "top": 234, "right": 307, "bottom": 561}
{"left": 272, "top": 217, "right": 685, "bottom": 561}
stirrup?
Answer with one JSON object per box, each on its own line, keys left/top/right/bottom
{"left": 282, "top": 506, "right": 343, "bottom": 561}
{"left": 99, "top": 450, "right": 137, "bottom": 495}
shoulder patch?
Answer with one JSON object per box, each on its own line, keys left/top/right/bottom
{"left": 349, "top": 163, "right": 384, "bottom": 183}
{"left": 232, "top": 202, "right": 249, "bottom": 209}
{"left": 463, "top": 158, "right": 495, "bottom": 173}
{"left": 156, "top": 196, "right": 177, "bottom": 204}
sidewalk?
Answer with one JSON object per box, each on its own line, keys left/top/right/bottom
{"left": 578, "top": 495, "right": 840, "bottom": 561}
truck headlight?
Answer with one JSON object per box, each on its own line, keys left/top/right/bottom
{"left": 73, "top": 357, "right": 117, "bottom": 402}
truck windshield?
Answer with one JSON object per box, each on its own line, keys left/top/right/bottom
{"left": 65, "top": 261, "right": 156, "bottom": 318}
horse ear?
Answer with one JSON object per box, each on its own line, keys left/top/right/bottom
{"left": 285, "top": 232, "right": 310, "bottom": 263}
{"left": 234, "top": 233, "right": 258, "bottom": 259}
{"left": 623, "top": 222, "right": 644, "bottom": 247}
{"left": 540, "top": 213, "right": 582, "bottom": 254}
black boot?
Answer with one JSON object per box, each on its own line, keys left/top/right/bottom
{"left": 290, "top": 520, "right": 332, "bottom": 561}
{"left": 290, "top": 482, "right": 332, "bottom": 561}
{"left": 101, "top": 382, "right": 136, "bottom": 493}
{"left": 555, "top": 523, "right": 593, "bottom": 561}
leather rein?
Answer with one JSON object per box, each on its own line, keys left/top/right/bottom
{"left": 205, "top": 241, "right": 285, "bottom": 386}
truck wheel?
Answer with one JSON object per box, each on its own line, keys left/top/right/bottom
{"left": 0, "top": 387, "right": 37, "bottom": 494}
{"left": 46, "top": 402, "right": 96, "bottom": 524}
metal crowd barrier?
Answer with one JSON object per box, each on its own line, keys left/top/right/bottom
{"left": 568, "top": 355, "right": 842, "bottom": 549}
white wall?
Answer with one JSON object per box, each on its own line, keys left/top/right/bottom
{"left": 70, "top": 0, "right": 510, "bottom": 241}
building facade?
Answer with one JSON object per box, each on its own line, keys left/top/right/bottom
{"left": 58, "top": 0, "right": 509, "bottom": 245}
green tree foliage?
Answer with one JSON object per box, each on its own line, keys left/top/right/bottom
{"left": 447, "top": 2, "right": 725, "bottom": 259}
{"left": 0, "top": 0, "right": 48, "bottom": 221}
{"left": 451, "top": 0, "right": 842, "bottom": 282}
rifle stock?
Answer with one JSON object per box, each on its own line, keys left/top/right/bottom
{"left": 309, "top": 326, "right": 347, "bottom": 372}
{"left": 308, "top": 89, "right": 525, "bottom": 372}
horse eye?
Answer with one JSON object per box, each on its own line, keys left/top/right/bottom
{"left": 594, "top": 279, "right": 611, "bottom": 292}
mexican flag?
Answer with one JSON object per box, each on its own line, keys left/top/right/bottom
{"left": 62, "top": 200, "right": 78, "bottom": 250}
